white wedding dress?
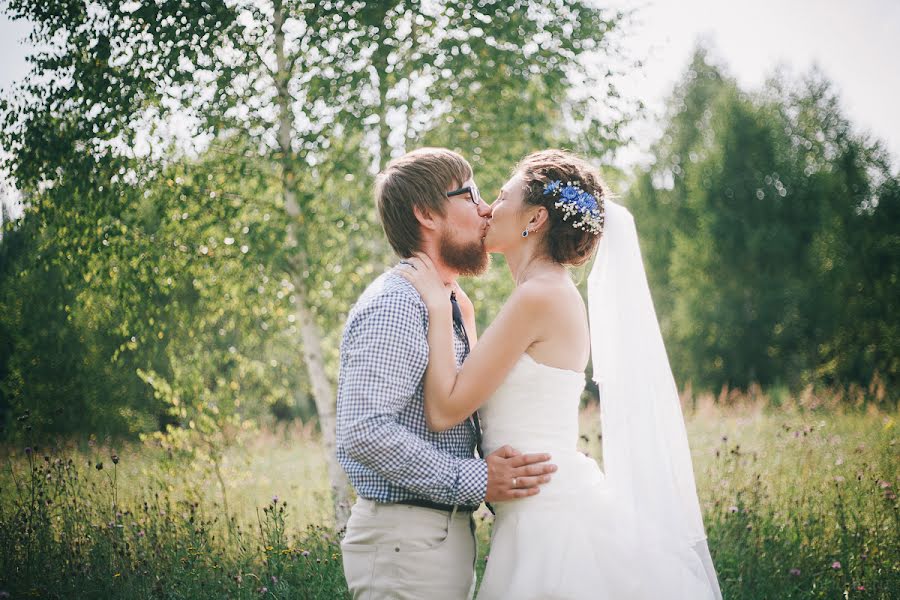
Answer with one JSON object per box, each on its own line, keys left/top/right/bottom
{"left": 475, "top": 353, "right": 719, "bottom": 600}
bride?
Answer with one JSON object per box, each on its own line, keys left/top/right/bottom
{"left": 395, "top": 150, "right": 723, "bottom": 599}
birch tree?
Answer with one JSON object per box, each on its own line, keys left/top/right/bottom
{"left": 2, "top": 0, "right": 631, "bottom": 528}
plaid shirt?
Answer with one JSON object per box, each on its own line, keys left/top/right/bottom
{"left": 336, "top": 271, "right": 487, "bottom": 507}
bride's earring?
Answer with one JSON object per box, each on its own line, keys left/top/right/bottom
{"left": 522, "top": 229, "right": 529, "bottom": 238}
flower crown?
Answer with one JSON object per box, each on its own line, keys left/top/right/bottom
{"left": 542, "top": 179, "right": 605, "bottom": 235}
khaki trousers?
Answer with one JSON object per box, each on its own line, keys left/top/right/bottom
{"left": 341, "top": 498, "right": 477, "bottom": 600}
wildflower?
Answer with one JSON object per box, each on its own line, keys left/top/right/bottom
{"left": 0, "top": 591, "right": 9, "bottom": 599}
{"left": 728, "top": 506, "right": 739, "bottom": 514}
{"left": 271, "top": 575, "right": 278, "bottom": 584}
{"left": 111, "top": 454, "right": 119, "bottom": 465}
{"left": 856, "top": 585, "right": 866, "bottom": 591}
{"left": 301, "top": 550, "right": 310, "bottom": 557}
{"left": 789, "top": 568, "right": 801, "bottom": 577}
{"left": 258, "top": 587, "right": 268, "bottom": 594}
{"left": 831, "top": 561, "right": 841, "bottom": 570}
{"left": 96, "top": 462, "right": 103, "bottom": 471}
{"left": 24, "top": 447, "right": 32, "bottom": 456}
{"left": 834, "top": 476, "right": 845, "bottom": 483}
{"left": 138, "top": 530, "right": 145, "bottom": 537}
{"left": 272, "top": 495, "right": 278, "bottom": 504}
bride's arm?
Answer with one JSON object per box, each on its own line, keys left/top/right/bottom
{"left": 397, "top": 255, "right": 546, "bottom": 432}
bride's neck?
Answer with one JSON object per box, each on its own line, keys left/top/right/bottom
{"left": 508, "top": 249, "right": 561, "bottom": 287}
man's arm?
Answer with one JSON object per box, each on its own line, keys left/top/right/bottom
{"left": 337, "top": 291, "right": 487, "bottom": 505}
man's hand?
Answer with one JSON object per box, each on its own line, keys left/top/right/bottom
{"left": 485, "top": 445, "right": 557, "bottom": 502}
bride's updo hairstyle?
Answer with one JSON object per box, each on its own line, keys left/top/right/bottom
{"left": 516, "top": 149, "right": 607, "bottom": 266}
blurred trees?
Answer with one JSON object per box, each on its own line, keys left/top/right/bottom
{"left": 627, "top": 47, "right": 899, "bottom": 394}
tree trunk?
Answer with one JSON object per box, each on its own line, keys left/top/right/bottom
{"left": 273, "top": 0, "right": 352, "bottom": 530}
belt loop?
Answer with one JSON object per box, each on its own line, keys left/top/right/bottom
{"left": 448, "top": 504, "right": 458, "bottom": 535}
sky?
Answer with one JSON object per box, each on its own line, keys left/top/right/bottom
{"left": 605, "top": 0, "right": 900, "bottom": 168}
{"left": 1, "top": 0, "right": 899, "bottom": 219}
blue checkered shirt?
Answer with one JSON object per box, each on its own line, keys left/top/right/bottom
{"left": 336, "top": 271, "right": 487, "bottom": 507}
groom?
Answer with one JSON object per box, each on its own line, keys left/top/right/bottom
{"left": 336, "top": 148, "right": 556, "bottom": 599}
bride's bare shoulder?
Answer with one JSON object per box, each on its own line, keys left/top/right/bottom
{"left": 510, "top": 274, "right": 581, "bottom": 314}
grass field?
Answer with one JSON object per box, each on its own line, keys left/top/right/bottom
{"left": 1, "top": 387, "right": 897, "bottom": 598}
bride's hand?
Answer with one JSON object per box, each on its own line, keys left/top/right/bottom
{"left": 394, "top": 253, "right": 450, "bottom": 311}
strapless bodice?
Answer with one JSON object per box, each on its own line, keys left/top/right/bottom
{"left": 480, "top": 353, "right": 603, "bottom": 510}
{"left": 480, "top": 353, "right": 587, "bottom": 456}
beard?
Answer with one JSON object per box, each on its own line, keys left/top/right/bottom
{"left": 438, "top": 229, "right": 490, "bottom": 277}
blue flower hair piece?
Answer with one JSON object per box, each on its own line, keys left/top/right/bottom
{"left": 542, "top": 180, "right": 605, "bottom": 235}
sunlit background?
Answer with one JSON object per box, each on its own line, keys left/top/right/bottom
{"left": 0, "top": 2, "right": 896, "bottom": 598}
{"left": 3, "top": 0, "right": 899, "bottom": 217}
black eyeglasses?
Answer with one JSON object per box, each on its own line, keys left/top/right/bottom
{"left": 447, "top": 184, "right": 482, "bottom": 206}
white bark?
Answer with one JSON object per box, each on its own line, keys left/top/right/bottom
{"left": 273, "top": 0, "right": 352, "bottom": 530}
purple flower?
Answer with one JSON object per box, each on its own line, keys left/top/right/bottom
{"left": 301, "top": 550, "right": 310, "bottom": 557}
{"left": 728, "top": 506, "right": 739, "bottom": 513}
{"left": 831, "top": 561, "right": 841, "bottom": 570}
{"left": 24, "top": 447, "right": 32, "bottom": 456}
{"left": 789, "top": 568, "right": 801, "bottom": 577}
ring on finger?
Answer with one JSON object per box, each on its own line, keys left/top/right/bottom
{"left": 399, "top": 260, "right": 417, "bottom": 270}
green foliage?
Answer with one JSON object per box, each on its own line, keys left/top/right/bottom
{"left": 0, "top": 0, "right": 631, "bottom": 442}
{"left": 1, "top": 394, "right": 896, "bottom": 598}
{"left": 0, "top": 446, "right": 349, "bottom": 598}
{"left": 627, "top": 46, "right": 899, "bottom": 393}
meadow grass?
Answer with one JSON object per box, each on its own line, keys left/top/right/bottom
{"left": 1, "top": 386, "right": 897, "bottom": 599}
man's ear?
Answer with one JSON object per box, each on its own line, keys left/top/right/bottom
{"left": 413, "top": 205, "right": 440, "bottom": 231}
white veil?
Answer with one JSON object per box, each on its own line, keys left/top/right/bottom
{"left": 587, "top": 200, "right": 722, "bottom": 599}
